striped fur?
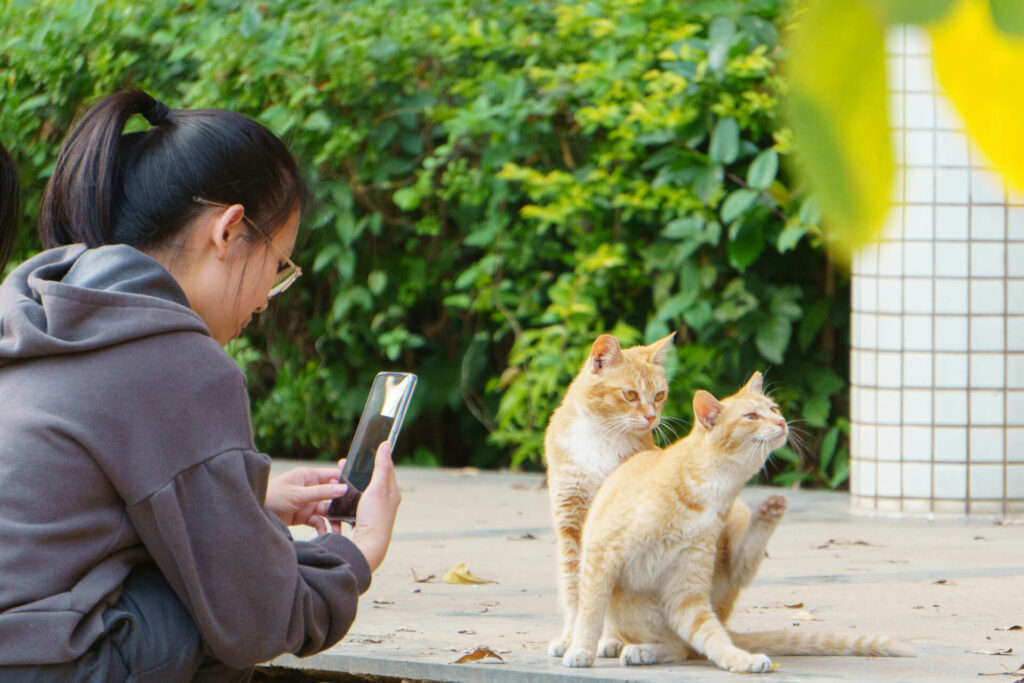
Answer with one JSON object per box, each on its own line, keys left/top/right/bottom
{"left": 561, "top": 373, "right": 914, "bottom": 673}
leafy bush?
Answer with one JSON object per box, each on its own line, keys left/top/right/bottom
{"left": 0, "top": 0, "right": 850, "bottom": 488}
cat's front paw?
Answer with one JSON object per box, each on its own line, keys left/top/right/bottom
{"left": 562, "top": 647, "right": 595, "bottom": 668}
{"left": 548, "top": 638, "right": 570, "bottom": 657}
{"left": 758, "top": 494, "right": 787, "bottom": 523}
{"left": 597, "top": 637, "right": 623, "bottom": 658}
{"left": 727, "top": 652, "right": 773, "bottom": 673}
{"left": 620, "top": 644, "right": 662, "bottom": 666}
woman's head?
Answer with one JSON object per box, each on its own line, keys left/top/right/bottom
{"left": 39, "top": 90, "right": 309, "bottom": 344}
{"left": 0, "top": 142, "right": 18, "bottom": 273}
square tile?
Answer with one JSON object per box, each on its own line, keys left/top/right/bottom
{"left": 877, "top": 462, "right": 902, "bottom": 496}
{"left": 1010, "top": 317, "right": 1024, "bottom": 352}
{"left": 856, "top": 277, "right": 878, "bottom": 313}
{"left": 1008, "top": 390, "right": 1024, "bottom": 425}
{"left": 905, "top": 130, "right": 933, "bottom": 165}
{"left": 903, "top": 242, "right": 934, "bottom": 277}
{"left": 969, "top": 465, "right": 1004, "bottom": 499}
{"left": 970, "top": 280, "right": 1005, "bottom": 315}
{"left": 936, "top": 131, "right": 969, "bottom": 167}
{"left": 877, "top": 389, "right": 902, "bottom": 425}
{"left": 904, "top": 56, "right": 934, "bottom": 92}
{"left": 935, "top": 169, "right": 969, "bottom": 204}
{"left": 971, "top": 243, "right": 1005, "bottom": 278}
{"left": 903, "top": 351, "right": 933, "bottom": 387}
{"left": 877, "top": 426, "right": 902, "bottom": 460}
{"left": 878, "top": 315, "right": 902, "bottom": 350}
{"left": 1010, "top": 244, "right": 1024, "bottom": 278}
{"left": 935, "top": 352, "right": 968, "bottom": 387}
{"left": 903, "top": 426, "right": 933, "bottom": 461}
{"left": 902, "top": 462, "right": 932, "bottom": 497}
{"left": 934, "top": 97, "right": 964, "bottom": 130}
{"left": 1008, "top": 280, "right": 1024, "bottom": 315}
{"left": 971, "top": 206, "right": 1006, "bottom": 240}
{"left": 969, "top": 389, "right": 1004, "bottom": 425}
{"left": 971, "top": 169, "right": 1006, "bottom": 204}
{"left": 935, "top": 205, "right": 968, "bottom": 239}
{"left": 935, "top": 279, "right": 968, "bottom": 314}
{"left": 878, "top": 278, "right": 903, "bottom": 313}
{"left": 934, "top": 464, "right": 967, "bottom": 497}
{"left": 903, "top": 389, "right": 933, "bottom": 424}
{"left": 877, "top": 352, "right": 902, "bottom": 388}
{"left": 969, "top": 500, "right": 1007, "bottom": 515}
{"left": 904, "top": 279, "right": 933, "bottom": 314}
{"left": 935, "top": 242, "right": 969, "bottom": 277}
{"left": 889, "top": 94, "right": 905, "bottom": 131}
{"left": 885, "top": 25, "right": 906, "bottom": 55}
{"left": 934, "top": 316, "right": 968, "bottom": 351}
{"left": 854, "top": 245, "right": 880, "bottom": 276}
{"left": 904, "top": 27, "right": 931, "bottom": 56}
{"left": 970, "top": 353, "right": 1005, "bottom": 389}
{"left": 858, "top": 351, "right": 878, "bottom": 386}
{"left": 853, "top": 460, "right": 877, "bottom": 496}
{"left": 969, "top": 427, "right": 1005, "bottom": 463}
{"left": 935, "top": 390, "right": 968, "bottom": 425}
{"left": 906, "top": 94, "right": 935, "bottom": 130}
{"left": 879, "top": 243, "right": 904, "bottom": 276}
{"left": 1010, "top": 208, "right": 1024, "bottom": 239}
{"left": 1008, "top": 428, "right": 1024, "bottom": 461}
{"left": 970, "top": 316, "right": 1004, "bottom": 352}
{"left": 858, "top": 313, "right": 878, "bottom": 348}
{"left": 886, "top": 55, "right": 904, "bottom": 92}
{"left": 859, "top": 388, "right": 877, "bottom": 423}
{"left": 904, "top": 205, "right": 934, "bottom": 240}
{"left": 1008, "top": 465, "right": 1024, "bottom": 498}
{"left": 1009, "top": 355, "right": 1024, "bottom": 389}
{"left": 904, "top": 315, "right": 933, "bottom": 351}
{"left": 934, "top": 427, "right": 967, "bottom": 461}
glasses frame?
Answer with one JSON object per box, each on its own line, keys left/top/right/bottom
{"left": 192, "top": 195, "right": 302, "bottom": 298}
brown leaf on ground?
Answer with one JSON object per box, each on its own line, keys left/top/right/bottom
{"left": 970, "top": 647, "right": 1014, "bottom": 655}
{"left": 411, "top": 569, "right": 435, "bottom": 583}
{"left": 815, "top": 538, "right": 877, "bottom": 549}
{"left": 443, "top": 562, "right": 498, "bottom": 584}
{"left": 780, "top": 601, "right": 804, "bottom": 609}
{"left": 996, "top": 625, "right": 1023, "bottom": 631}
{"left": 509, "top": 532, "right": 538, "bottom": 540}
{"left": 453, "top": 647, "right": 505, "bottom": 664}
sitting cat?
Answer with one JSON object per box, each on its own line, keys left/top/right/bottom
{"left": 563, "top": 372, "right": 913, "bottom": 673}
{"left": 544, "top": 332, "right": 675, "bottom": 658}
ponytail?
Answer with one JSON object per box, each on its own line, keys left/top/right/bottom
{"left": 39, "top": 89, "right": 307, "bottom": 253}
{"left": 0, "top": 142, "right": 18, "bottom": 273}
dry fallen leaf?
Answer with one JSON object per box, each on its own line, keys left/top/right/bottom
{"left": 444, "top": 562, "right": 498, "bottom": 585}
{"left": 453, "top": 647, "right": 505, "bottom": 664}
{"left": 815, "top": 538, "right": 876, "bottom": 549}
{"left": 792, "top": 611, "right": 818, "bottom": 621}
{"left": 970, "top": 647, "right": 1014, "bottom": 656}
{"left": 780, "top": 601, "right": 804, "bottom": 609}
{"left": 509, "top": 532, "right": 538, "bottom": 540}
{"left": 372, "top": 599, "right": 394, "bottom": 605}
{"left": 411, "top": 568, "right": 435, "bottom": 583}
{"left": 933, "top": 579, "right": 949, "bottom": 585}
{"left": 996, "top": 625, "right": 1024, "bottom": 632}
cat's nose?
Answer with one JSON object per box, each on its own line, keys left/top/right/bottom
{"left": 645, "top": 414, "right": 657, "bottom": 424}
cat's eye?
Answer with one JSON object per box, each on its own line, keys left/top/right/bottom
{"left": 654, "top": 391, "right": 666, "bottom": 402}
{"left": 623, "top": 390, "right": 639, "bottom": 402}
{"left": 745, "top": 412, "right": 759, "bottom": 420}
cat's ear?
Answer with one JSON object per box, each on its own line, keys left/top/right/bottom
{"left": 589, "top": 334, "right": 623, "bottom": 374}
{"left": 646, "top": 332, "right": 676, "bottom": 366}
{"left": 742, "top": 371, "right": 764, "bottom": 395}
{"left": 693, "top": 390, "right": 723, "bottom": 430}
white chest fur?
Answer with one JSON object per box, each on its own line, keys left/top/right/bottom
{"left": 556, "top": 414, "right": 641, "bottom": 482}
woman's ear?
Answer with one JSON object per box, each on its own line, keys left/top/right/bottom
{"left": 205, "top": 203, "right": 248, "bottom": 260}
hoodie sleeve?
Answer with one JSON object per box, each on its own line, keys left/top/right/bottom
{"left": 125, "top": 448, "right": 371, "bottom": 669}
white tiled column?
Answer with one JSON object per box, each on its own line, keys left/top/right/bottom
{"left": 850, "top": 26, "right": 1024, "bottom": 517}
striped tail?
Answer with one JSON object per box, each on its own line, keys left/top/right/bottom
{"left": 729, "top": 630, "right": 916, "bottom": 657}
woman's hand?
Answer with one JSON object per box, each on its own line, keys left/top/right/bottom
{"left": 265, "top": 463, "right": 346, "bottom": 536}
{"left": 348, "top": 441, "right": 402, "bottom": 572}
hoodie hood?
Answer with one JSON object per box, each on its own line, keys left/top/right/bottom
{"left": 0, "top": 244, "right": 210, "bottom": 367}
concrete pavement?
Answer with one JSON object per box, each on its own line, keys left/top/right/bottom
{"left": 261, "top": 464, "right": 1024, "bottom": 682}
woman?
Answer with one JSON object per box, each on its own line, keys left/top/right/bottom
{"left": 0, "top": 91, "right": 401, "bottom": 681}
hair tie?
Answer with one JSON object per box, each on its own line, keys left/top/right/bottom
{"left": 143, "top": 100, "right": 170, "bottom": 126}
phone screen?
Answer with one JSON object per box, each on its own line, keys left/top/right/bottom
{"left": 327, "top": 372, "right": 417, "bottom": 522}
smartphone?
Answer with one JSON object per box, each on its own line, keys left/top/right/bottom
{"left": 327, "top": 372, "right": 417, "bottom": 523}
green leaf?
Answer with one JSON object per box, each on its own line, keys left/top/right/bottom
{"left": 746, "top": 149, "right": 779, "bottom": 190}
{"left": 773, "top": 470, "right": 811, "bottom": 488}
{"left": 803, "top": 395, "right": 831, "bottom": 428}
{"left": 787, "top": 0, "right": 893, "bottom": 256}
{"left": 721, "top": 188, "right": 758, "bottom": 223}
{"left": 773, "top": 445, "right": 800, "bottom": 465}
{"left": 819, "top": 425, "right": 840, "bottom": 473}
{"left": 755, "top": 314, "right": 791, "bottom": 364}
{"left": 861, "top": 0, "right": 956, "bottom": 24}
{"left": 663, "top": 216, "right": 704, "bottom": 240}
{"left": 367, "top": 270, "right": 388, "bottom": 295}
{"left": 302, "top": 111, "right": 332, "bottom": 131}
{"left": 990, "top": 0, "right": 1024, "bottom": 36}
{"left": 727, "top": 218, "right": 764, "bottom": 270}
{"left": 393, "top": 187, "right": 421, "bottom": 211}
{"left": 708, "top": 16, "right": 736, "bottom": 73}
{"left": 14, "top": 94, "right": 49, "bottom": 114}
{"left": 777, "top": 220, "right": 808, "bottom": 253}
{"left": 798, "top": 298, "right": 832, "bottom": 351}
{"left": 709, "top": 117, "right": 740, "bottom": 164}
{"left": 694, "top": 165, "right": 723, "bottom": 205}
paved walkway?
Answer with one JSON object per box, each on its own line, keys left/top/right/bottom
{"left": 263, "top": 464, "right": 1024, "bottom": 682}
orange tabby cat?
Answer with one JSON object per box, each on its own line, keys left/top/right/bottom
{"left": 544, "top": 333, "right": 675, "bottom": 658}
{"left": 563, "top": 372, "right": 913, "bottom": 673}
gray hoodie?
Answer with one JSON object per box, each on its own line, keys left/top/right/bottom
{"left": 0, "top": 244, "right": 371, "bottom": 668}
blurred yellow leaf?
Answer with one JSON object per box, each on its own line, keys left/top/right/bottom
{"left": 786, "top": 0, "right": 893, "bottom": 259}
{"left": 930, "top": 0, "right": 1024, "bottom": 190}
{"left": 452, "top": 647, "right": 504, "bottom": 664}
{"left": 443, "top": 562, "right": 497, "bottom": 584}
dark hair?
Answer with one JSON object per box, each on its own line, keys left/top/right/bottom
{"left": 39, "top": 90, "right": 308, "bottom": 252}
{"left": 0, "top": 142, "right": 18, "bottom": 273}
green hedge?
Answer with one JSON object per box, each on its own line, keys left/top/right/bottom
{"left": 1, "top": 0, "right": 851, "bottom": 488}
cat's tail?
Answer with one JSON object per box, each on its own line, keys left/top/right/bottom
{"left": 729, "top": 630, "right": 915, "bottom": 657}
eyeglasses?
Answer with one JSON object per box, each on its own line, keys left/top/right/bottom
{"left": 192, "top": 196, "right": 302, "bottom": 298}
